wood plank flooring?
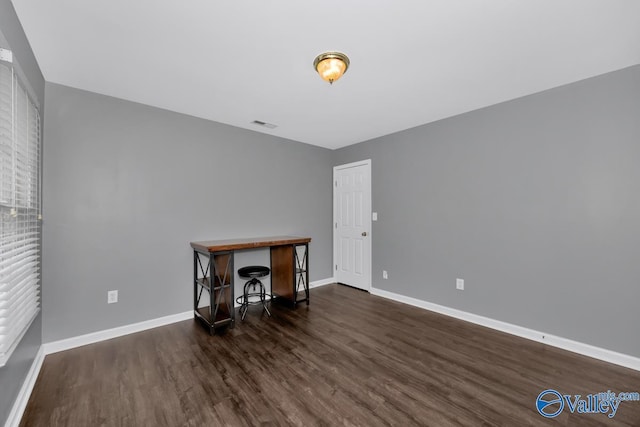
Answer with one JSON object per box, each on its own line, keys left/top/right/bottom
{"left": 21, "top": 284, "right": 640, "bottom": 426}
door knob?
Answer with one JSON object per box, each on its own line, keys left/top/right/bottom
{"left": 361, "top": 231, "right": 367, "bottom": 236}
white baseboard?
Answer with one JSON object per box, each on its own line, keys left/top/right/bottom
{"left": 370, "top": 286, "right": 640, "bottom": 372}
{"left": 43, "top": 311, "right": 193, "bottom": 355}
{"left": 12, "top": 283, "right": 637, "bottom": 427}
{"left": 43, "top": 278, "right": 335, "bottom": 355}
{"left": 310, "top": 277, "right": 335, "bottom": 289}
{"left": 4, "top": 346, "right": 45, "bottom": 427}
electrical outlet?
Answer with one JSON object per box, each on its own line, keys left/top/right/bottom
{"left": 107, "top": 290, "right": 118, "bottom": 304}
{"left": 383, "top": 270, "right": 388, "bottom": 279}
{"left": 456, "top": 278, "right": 464, "bottom": 290}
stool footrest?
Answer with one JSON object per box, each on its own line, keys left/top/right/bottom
{"left": 236, "top": 293, "right": 271, "bottom": 305}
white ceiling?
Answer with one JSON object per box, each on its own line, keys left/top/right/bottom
{"left": 10, "top": 0, "right": 640, "bottom": 149}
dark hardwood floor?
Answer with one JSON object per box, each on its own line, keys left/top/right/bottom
{"left": 21, "top": 284, "right": 640, "bottom": 426}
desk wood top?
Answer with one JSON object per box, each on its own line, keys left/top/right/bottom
{"left": 190, "top": 235, "right": 311, "bottom": 253}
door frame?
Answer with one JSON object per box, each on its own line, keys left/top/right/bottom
{"left": 333, "top": 159, "right": 372, "bottom": 291}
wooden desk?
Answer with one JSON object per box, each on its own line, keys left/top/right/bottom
{"left": 190, "top": 236, "right": 311, "bottom": 334}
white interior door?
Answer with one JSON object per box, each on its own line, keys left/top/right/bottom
{"left": 333, "top": 160, "right": 371, "bottom": 291}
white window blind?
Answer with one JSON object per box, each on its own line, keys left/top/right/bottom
{"left": 0, "top": 52, "right": 41, "bottom": 367}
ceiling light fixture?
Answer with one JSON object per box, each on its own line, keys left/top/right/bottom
{"left": 313, "top": 51, "right": 350, "bottom": 84}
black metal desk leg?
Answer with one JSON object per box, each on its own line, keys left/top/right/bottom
{"left": 294, "top": 243, "right": 310, "bottom": 305}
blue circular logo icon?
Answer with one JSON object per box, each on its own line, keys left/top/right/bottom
{"left": 536, "top": 389, "right": 564, "bottom": 418}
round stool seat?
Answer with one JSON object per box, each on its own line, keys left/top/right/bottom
{"left": 238, "top": 265, "right": 270, "bottom": 279}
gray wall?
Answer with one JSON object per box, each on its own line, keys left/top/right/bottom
{"left": 0, "top": 0, "right": 44, "bottom": 424}
{"left": 334, "top": 65, "right": 640, "bottom": 358}
{"left": 43, "top": 83, "right": 334, "bottom": 342}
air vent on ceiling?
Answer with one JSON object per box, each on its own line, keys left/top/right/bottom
{"left": 251, "top": 120, "right": 278, "bottom": 129}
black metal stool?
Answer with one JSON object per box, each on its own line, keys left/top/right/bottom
{"left": 236, "top": 265, "right": 271, "bottom": 320}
